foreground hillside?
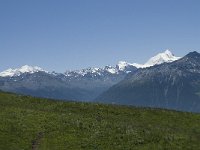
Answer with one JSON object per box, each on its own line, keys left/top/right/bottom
{"left": 0, "top": 92, "right": 200, "bottom": 150}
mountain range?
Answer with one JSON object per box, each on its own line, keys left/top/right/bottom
{"left": 0, "top": 49, "right": 180, "bottom": 77}
{"left": 0, "top": 50, "right": 180, "bottom": 101}
{"left": 2, "top": 49, "right": 200, "bottom": 112}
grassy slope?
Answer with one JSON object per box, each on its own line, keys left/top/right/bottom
{"left": 0, "top": 92, "right": 200, "bottom": 150}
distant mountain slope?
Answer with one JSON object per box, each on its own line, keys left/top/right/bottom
{"left": 0, "top": 91, "right": 200, "bottom": 149}
{"left": 0, "top": 50, "right": 180, "bottom": 101}
{"left": 96, "top": 51, "right": 200, "bottom": 112}
{"left": 0, "top": 67, "right": 133, "bottom": 101}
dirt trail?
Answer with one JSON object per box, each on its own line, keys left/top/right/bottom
{"left": 32, "top": 132, "right": 44, "bottom": 150}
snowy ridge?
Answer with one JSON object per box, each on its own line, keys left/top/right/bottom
{"left": 118, "top": 49, "right": 181, "bottom": 69}
{"left": 0, "top": 65, "right": 46, "bottom": 77}
{"left": 117, "top": 61, "right": 132, "bottom": 70}
{"left": 116, "top": 61, "right": 144, "bottom": 70}
{"left": 142, "top": 49, "right": 181, "bottom": 68}
{"left": 0, "top": 50, "right": 181, "bottom": 77}
{"left": 64, "top": 66, "right": 118, "bottom": 77}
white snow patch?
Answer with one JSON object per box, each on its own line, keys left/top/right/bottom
{"left": 129, "top": 49, "right": 181, "bottom": 69}
{"left": 106, "top": 68, "right": 117, "bottom": 74}
{"left": 142, "top": 49, "right": 181, "bottom": 68}
{"left": 0, "top": 65, "right": 46, "bottom": 77}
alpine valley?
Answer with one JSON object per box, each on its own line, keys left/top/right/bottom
{"left": 1, "top": 50, "right": 200, "bottom": 112}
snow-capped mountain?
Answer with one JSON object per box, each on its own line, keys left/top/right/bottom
{"left": 114, "top": 49, "right": 180, "bottom": 70}
{"left": 64, "top": 49, "right": 180, "bottom": 77}
{"left": 64, "top": 66, "right": 118, "bottom": 77}
{"left": 0, "top": 65, "right": 46, "bottom": 77}
{"left": 96, "top": 51, "right": 200, "bottom": 112}
{"left": 0, "top": 49, "right": 183, "bottom": 102}
{"left": 0, "top": 50, "right": 180, "bottom": 78}
{"left": 64, "top": 65, "right": 129, "bottom": 78}
{"left": 116, "top": 61, "right": 139, "bottom": 71}
{"left": 1, "top": 50, "right": 199, "bottom": 112}
{"left": 142, "top": 49, "right": 181, "bottom": 68}
{"left": 129, "top": 49, "right": 181, "bottom": 68}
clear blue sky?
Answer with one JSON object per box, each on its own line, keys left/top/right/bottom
{"left": 0, "top": 0, "right": 200, "bottom": 72}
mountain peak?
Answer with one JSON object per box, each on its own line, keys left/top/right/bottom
{"left": 19, "top": 65, "right": 44, "bottom": 73}
{"left": 185, "top": 51, "right": 200, "bottom": 58}
{"left": 142, "top": 49, "right": 180, "bottom": 68}
{"left": 164, "top": 49, "right": 173, "bottom": 55}
{"left": 0, "top": 65, "right": 46, "bottom": 77}
{"left": 117, "top": 61, "right": 129, "bottom": 71}
{"left": 0, "top": 50, "right": 182, "bottom": 77}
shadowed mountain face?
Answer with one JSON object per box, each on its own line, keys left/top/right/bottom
{"left": 96, "top": 52, "right": 200, "bottom": 112}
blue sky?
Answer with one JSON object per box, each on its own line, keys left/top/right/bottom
{"left": 0, "top": 0, "right": 200, "bottom": 72}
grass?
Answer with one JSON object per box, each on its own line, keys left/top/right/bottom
{"left": 0, "top": 91, "right": 200, "bottom": 150}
